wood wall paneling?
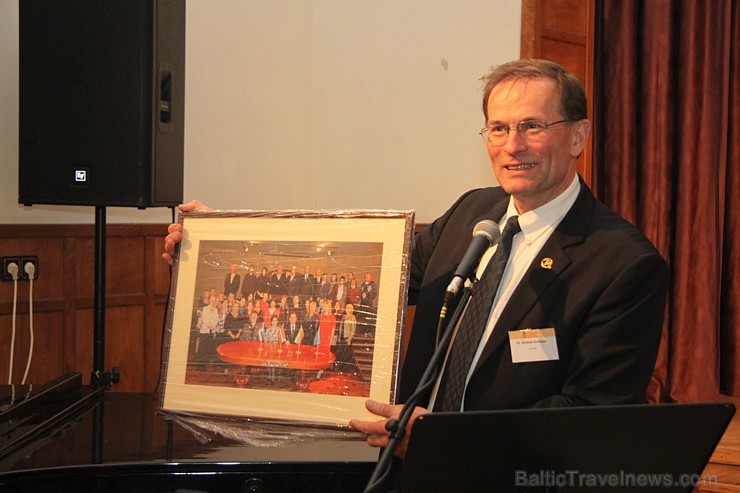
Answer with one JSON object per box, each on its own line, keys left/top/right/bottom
{"left": 0, "top": 224, "right": 170, "bottom": 392}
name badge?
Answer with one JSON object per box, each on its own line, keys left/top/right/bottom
{"left": 508, "top": 328, "right": 559, "bottom": 363}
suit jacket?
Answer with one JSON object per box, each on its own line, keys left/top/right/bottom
{"left": 224, "top": 273, "right": 241, "bottom": 297}
{"left": 240, "top": 273, "right": 257, "bottom": 299}
{"left": 360, "top": 281, "right": 377, "bottom": 306}
{"left": 318, "top": 281, "right": 332, "bottom": 300}
{"left": 285, "top": 322, "right": 303, "bottom": 344}
{"left": 299, "top": 274, "right": 315, "bottom": 298}
{"left": 288, "top": 274, "right": 302, "bottom": 297}
{"left": 270, "top": 272, "right": 289, "bottom": 295}
{"left": 399, "top": 182, "right": 669, "bottom": 410}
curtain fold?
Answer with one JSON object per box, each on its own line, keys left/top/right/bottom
{"left": 594, "top": 0, "right": 738, "bottom": 401}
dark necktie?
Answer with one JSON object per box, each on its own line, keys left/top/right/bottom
{"left": 435, "top": 216, "right": 521, "bottom": 412}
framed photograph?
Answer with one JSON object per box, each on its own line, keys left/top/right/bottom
{"left": 160, "top": 210, "right": 414, "bottom": 429}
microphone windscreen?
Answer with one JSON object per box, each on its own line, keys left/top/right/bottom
{"left": 472, "top": 220, "right": 501, "bottom": 246}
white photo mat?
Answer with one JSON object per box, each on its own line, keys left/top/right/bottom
{"left": 160, "top": 210, "right": 413, "bottom": 428}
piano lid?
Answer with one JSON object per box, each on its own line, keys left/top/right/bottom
{"left": 0, "top": 381, "right": 377, "bottom": 493}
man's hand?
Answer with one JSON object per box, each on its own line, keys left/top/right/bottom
{"left": 349, "top": 399, "right": 428, "bottom": 459}
{"left": 162, "top": 199, "right": 212, "bottom": 264}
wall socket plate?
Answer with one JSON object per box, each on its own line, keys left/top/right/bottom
{"left": 2, "top": 256, "right": 38, "bottom": 281}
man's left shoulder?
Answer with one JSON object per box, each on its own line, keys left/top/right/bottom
{"left": 571, "top": 201, "right": 667, "bottom": 269}
{"left": 565, "top": 187, "right": 662, "bottom": 254}
{"left": 595, "top": 201, "right": 659, "bottom": 243}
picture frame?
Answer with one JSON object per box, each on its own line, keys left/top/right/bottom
{"left": 160, "top": 210, "right": 414, "bottom": 429}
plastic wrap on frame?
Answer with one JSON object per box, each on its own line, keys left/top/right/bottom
{"left": 159, "top": 209, "right": 414, "bottom": 446}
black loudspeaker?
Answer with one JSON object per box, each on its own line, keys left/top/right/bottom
{"left": 19, "top": 0, "right": 185, "bottom": 208}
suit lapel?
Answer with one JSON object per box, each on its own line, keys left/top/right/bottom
{"left": 473, "top": 200, "right": 508, "bottom": 235}
{"left": 472, "top": 184, "right": 595, "bottom": 372}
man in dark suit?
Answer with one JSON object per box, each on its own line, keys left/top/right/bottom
{"left": 162, "top": 60, "right": 669, "bottom": 460}
{"left": 240, "top": 264, "right": 257, "bottom": 300}
{"left": 223, "top": 264, "right": 241, "bottom": 298}
{"left": 317, "top": 272, "right": 331, "bottom": 300}
{"left": 284, "top": 311, "right": 303, "bottom": 345}
{"left": 348, "top": 59, "right": 669, "bottom": 457}
{"left": 269, "top": 264, "right": 289, "bottom": 297}
{"left": 299, "top": 265, "right": 315, "bottom": 301}
{"left": 287, "top": 265, "right": 301, "bottom": 298}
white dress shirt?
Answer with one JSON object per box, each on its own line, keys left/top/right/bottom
{"left": 429, "top": 174, "right": 581, "bottom": 411}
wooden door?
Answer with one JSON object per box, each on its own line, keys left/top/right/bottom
{"left": 520, "top": 0, "right": 595, "bottom": 187}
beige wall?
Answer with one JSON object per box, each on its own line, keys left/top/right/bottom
{"left": 0, "top": 0, "right": 520, "bottom": 225}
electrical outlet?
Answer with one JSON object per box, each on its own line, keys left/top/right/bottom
{"left": 21, "top": 256, "right": 38, "bottom": 280}
{"left": 2, "top": 257, "right": 20, "bottom": 281}
{"left": 2, "top": 256, "right": 38, "bottom": 281}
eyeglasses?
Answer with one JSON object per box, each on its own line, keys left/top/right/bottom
{"left": 479, "top": 119, "right": 573, "bottom": 145}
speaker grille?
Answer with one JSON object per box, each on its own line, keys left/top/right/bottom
{"left": 19, "top": 0, "right": 184, "bottom": 208}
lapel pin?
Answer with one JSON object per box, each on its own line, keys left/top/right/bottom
{"left": 540, "top": 257, "right": 553, "bottom": 270}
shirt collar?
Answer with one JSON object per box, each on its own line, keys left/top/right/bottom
{"left": 502, "top": 174, "right": 580, "bottom": 242}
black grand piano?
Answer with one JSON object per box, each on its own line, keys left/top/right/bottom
{"left": 0, "top": 373, "right": 376, "bottom": 492}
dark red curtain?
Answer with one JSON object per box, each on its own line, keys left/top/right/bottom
{"left": 593, "top": 0, "right": 739, "bottom": 401}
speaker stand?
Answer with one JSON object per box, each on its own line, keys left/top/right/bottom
{"left": 91, "top": 206, "right": 120, "bottom": 389}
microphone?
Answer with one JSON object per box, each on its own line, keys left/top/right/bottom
{"left": 445, "top": 220, "right": 500, "bottom": 298}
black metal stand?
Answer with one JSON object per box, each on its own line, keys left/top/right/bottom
{"left": 91, "top": 206, "right": 119, "bottom": 390}
{"left": 362, "top": 287, "right": 474, "bottom": 493}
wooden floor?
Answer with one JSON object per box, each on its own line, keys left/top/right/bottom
{"left": 698, "top": 395, "right": 740, "bottom": 492}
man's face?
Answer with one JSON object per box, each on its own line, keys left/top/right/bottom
{"left": 485, "top": 78, "right": 589, "bottom": 213}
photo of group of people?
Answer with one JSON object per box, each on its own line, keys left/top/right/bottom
{"left": 161, "top": 212, "right": 412, "bottom": 427}
{"left": 186, "top": 240, "right": 383, "bottom": 397}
